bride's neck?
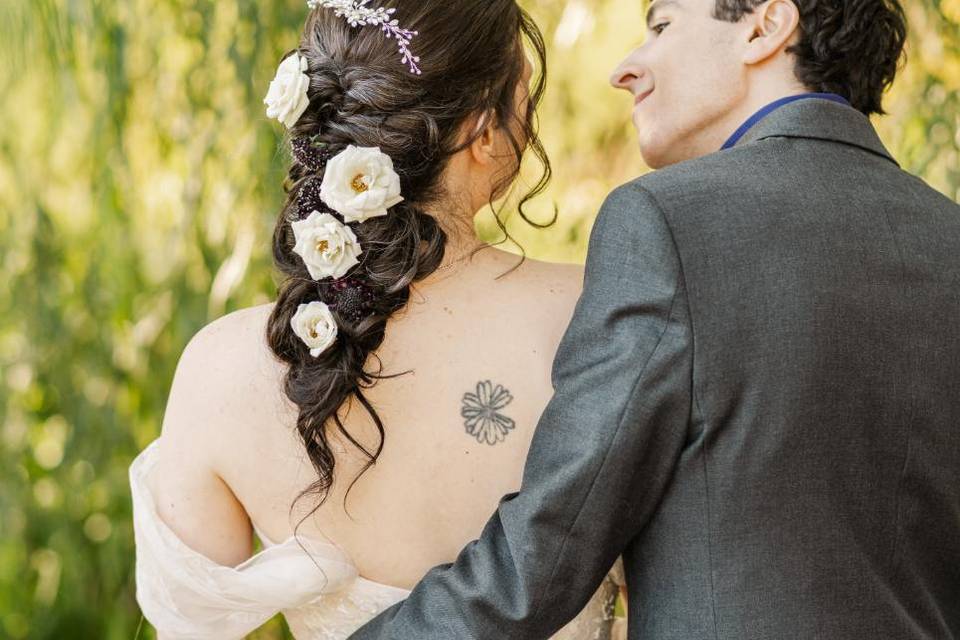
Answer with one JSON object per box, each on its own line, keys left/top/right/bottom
{"left": 422, "top": 199, "right": 487, "bottom": 282}
{"left": 421, "top": 166, "right": 499, "bottom": 281}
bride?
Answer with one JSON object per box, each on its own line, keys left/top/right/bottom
{"left": 130, "top": 0, "right": 625, "bottom": 638}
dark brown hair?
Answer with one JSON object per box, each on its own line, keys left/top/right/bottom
{"left": 713, "top": 0, "right": 907, "bottom": 115}
{"left": 265, "top": 0, "right": 550, "bottom": 518}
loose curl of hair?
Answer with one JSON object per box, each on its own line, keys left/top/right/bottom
{"left": 713, "top": 0, "right": 907, "bottom": 116}
{"left": 265, "top": 0, "right": 551, "bottom": 523}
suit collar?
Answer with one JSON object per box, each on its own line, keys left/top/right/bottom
{"left": 732, "top": 98, "right": 899, "bottom": 166}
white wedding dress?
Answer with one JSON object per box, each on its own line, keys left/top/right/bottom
{"left": 131, "top": 440, "right": 626, "bottom": 639}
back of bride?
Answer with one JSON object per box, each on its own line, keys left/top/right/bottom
{"left": 130, "top": 1, "right": 624, "bottom": 638}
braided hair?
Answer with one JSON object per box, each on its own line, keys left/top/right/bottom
{"left": 265, "top": 0, "right": 551, "bottom": 519}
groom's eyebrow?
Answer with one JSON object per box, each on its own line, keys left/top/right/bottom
{"left": 646, "top": 0, "right": 680, "bottom": 28}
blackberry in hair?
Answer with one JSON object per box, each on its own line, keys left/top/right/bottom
{"left": 324, "top": 278, "right": 377, "bottom": 324}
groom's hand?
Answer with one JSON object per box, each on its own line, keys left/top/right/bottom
{"left": 350, "top": 181, "right": 694, "bottom": 639}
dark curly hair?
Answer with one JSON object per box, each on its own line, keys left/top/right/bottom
{"left": 264, "top": 0, "right": 551, "bottom": 519}
{"left": 713, "top": 0, "right": 907, "bottom": 115}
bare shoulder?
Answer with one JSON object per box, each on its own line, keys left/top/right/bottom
{"left": 187, "top": 302, "right": 278, "bottom": 365}
{"left": 493, "top": 251, "right": 585, "bottom": 315}
{"left": 473, "top": 249, "right": 585, "bottom": 348}
{"left": 147, "top": 303, "right": 284, "bottom": 566}
{"left": 478, "top": 245, "right": 582, "bottom": 292}
{"left": 158, "top": 302, "right": 287, "bottom": 461}
{"left": 187, "top": 302, "right": 282, "bottom": 382}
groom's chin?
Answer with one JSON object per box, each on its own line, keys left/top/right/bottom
{"left": 637, "top": 139, "right": 670, "bottom": 170}
{"left": 636, "top": 127, "right": 693, "bottom": 169}
{"left": 634, "top": 125, "right": 669, "bottom": 169}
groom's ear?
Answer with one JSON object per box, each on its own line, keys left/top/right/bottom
{"left": 467, "top": 110, "right": 498, "bottom": 166}
{"left": 741, "top": 0, "right": 801, "bottom": 66}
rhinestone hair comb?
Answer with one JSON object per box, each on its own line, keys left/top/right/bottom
{"left": 306, "top": 0, "right": 422, "bottom": 75}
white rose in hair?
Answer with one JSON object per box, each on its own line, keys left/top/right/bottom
{"left": 292, "top": 210, "right": 363, "bottom": 280}
{"left": 264, "top": 52, "right": 311, "bottom": 129}
{"left": 290, "top": 301, "right": 338, "bottom": 357}
{"left": 320, "top": 145, "right": 404, "bottom": 222}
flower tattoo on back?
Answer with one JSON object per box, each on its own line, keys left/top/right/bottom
{"left": 461, "top": 380, "right": 516, "bottom": 446}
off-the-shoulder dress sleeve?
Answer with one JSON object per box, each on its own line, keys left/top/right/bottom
{"left": 129, "top": 439, "right": 357, "bottom": 640}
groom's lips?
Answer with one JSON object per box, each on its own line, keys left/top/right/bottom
{"left": 634, "top": 88, "right": 654, "bottom": 106}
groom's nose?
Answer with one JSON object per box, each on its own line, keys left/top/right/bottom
{"left": 609, "top": 51, "right": 646, "bottom": 91}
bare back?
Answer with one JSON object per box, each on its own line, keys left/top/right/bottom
{"left": 164, "top": 247, "right": 584, "bottom": 590}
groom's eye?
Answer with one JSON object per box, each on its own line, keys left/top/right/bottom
{"left": 652, "top": 22, "right": 670, "bottom": 35}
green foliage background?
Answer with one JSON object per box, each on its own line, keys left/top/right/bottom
{"left": 0, "top": 1, "right": 956, "bottom": 638}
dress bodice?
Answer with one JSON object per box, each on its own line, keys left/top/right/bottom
{"left": 131, "top": 439, "right": 624, "bottom": 639}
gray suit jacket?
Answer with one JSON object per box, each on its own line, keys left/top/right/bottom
{"left": 350, "top": 99, "right": 960, "bottom": 639}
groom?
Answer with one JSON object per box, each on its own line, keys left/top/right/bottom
{"left": 353, "top": 0, "right": 960, "bottom": 637}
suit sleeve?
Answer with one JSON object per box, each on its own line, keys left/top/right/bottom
{"left": 349, "top": 182, "right": 694, "bottom": 639}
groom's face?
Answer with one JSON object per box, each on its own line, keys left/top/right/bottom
{"left": 610, "top": 0, "right": 750, "bottom": 168}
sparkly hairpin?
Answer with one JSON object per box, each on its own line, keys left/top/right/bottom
{"left": 306, "top": 0, "right": 422, "bottom": 75}
{"left": 292, "top": 135, "right": 336, "bottom": 172}
{"left": 295, "top": 175, "right": 328, "bottom": 220}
